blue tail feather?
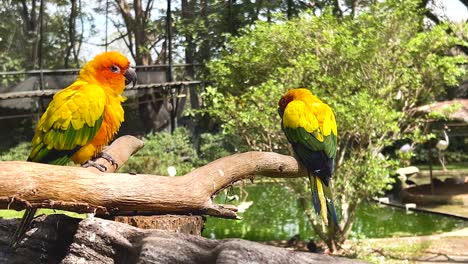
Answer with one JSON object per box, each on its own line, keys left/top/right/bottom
{"left": 309, "top": 174, "right": 321, "bottom": 216}
{"left": 326, "top": 198, "right": 338, "bottom": 226}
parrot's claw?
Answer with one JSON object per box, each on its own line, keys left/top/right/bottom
{"left": 82, "top": 160, "right": 108, "bottom": 172}
{"left": 86, "top": 213, "right": 95, "bottom": 219}
{"left": 96, "top": 152, "right": 119, "bottom": 169}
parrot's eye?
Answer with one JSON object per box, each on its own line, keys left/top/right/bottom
{"left": 110, "top": 65, "right": 121, "bottom": 73}
{"left": 279, "top": 98, "right": 286, "bottom": 107}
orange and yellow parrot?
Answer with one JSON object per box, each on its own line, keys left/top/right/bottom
{"left": 10, "top": 51, "right": 137, "bottom": 248}
{"left": 278, "top": 88, "right": 338, "bottom": 227}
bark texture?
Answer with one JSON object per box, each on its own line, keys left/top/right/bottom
{"left": 0, "top": 215, "right": 363, "bottom": 264}
{"left": 113, "top": 215, "right": 204, "bottom": 235}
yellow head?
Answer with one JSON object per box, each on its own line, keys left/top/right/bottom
{"left": 78, "top": 51, "right": 137, "bottom": 93}
{"left": 278, "top": 88, "right": 321, "bottom": 116}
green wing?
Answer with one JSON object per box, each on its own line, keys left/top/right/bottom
{"left": 282, "top": 100, "right": 337, "bottom": 159}
{"left": 28, "top": 82, "right": 106, "bottom": 165}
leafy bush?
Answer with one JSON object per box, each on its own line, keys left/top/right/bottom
{"left": 0, "top": 142, "right": 30, "bottom": 161}
{"left": 197, "top": 132, "right": 233, "bottom": 164}
{"left": 119, "top": 128, "right": 233, "bottom": 176}
{"left": 120, "top": 128, "right": 199, "bottom": 176}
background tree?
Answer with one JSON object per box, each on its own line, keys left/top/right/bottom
{"left": 112, "top": 0, "right": 166, "bottom": 65}
{"left": 0, "top": 0, "right": 88, "bottom": 70}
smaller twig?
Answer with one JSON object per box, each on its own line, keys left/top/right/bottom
{"left": 83, "top": 135, "right": 144, "bottom": 173}
{"left": 5, "top": 196, "right": 32, "bottom": 210}
{"left": 201, "top": 203, "right": 240, "bottom": 220}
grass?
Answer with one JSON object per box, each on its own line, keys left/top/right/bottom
{"left": 345, "top": 227, "right": 468, "bottom": 263}
{"left": 0, "top": 209, "right": 85, "bottom": 219}
{"left": 347, "top": 238, "right": 433, "bottom": 263}
{"left": 417, "top": 162, "right": 468, "bottom": 171}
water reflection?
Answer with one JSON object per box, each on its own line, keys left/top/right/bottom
{"left": 203, "top": 183, "right": 467, "bottom": 241}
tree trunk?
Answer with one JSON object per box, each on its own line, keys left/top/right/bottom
{"left": 18, "top": 0, "right": 40, "bottom": 69}
{"left": 181, "top": 0, "right": 202, "bottom": 146}
{"left": 114, "top": 0, "right": 169, "bottom": 132}
{"left": 287, "top": 0, "right": 294, "bottom": 19}
{"left": 113, "top": 215, "right": 204, "bottom": 234}
{"left": 64, "top": 0, "right": 78, "bottom": 68}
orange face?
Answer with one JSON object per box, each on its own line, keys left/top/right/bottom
{"left": 80, "top": 51, "right": 137, "bottom": 92}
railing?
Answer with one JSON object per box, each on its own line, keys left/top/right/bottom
{"left": 0, "top": 64, "right": 204, "bottom": 127}
{"left": 0, "top": 81, "right": 202, "bottom": 100}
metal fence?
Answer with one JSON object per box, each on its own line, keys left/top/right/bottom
{"left": 0, "top": 64, "right": 203, "bottom": 148}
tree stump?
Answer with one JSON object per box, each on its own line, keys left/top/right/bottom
{"left": 113, "top": 215, "right": 205, "bottom": 235}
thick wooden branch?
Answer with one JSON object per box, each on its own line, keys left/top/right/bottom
{"left": 0, "top": 135, "right": 307, "bottom": 219}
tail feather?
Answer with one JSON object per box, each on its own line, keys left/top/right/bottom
{"left": 315, "top": 176, "right": 328, "bottom": 225}
{"left": 10, "top": 208, "right": 37, "bottom": 249}
{"left": 322, "top": 182, "right": 339, "bottom": 226}
{"left": 308, "top": 174, "right": 321, "bottom": 216}
{"left": 309, "top": 175, "right": 338, "bottom": 227}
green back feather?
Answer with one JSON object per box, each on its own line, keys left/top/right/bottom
{"left": 28, "top": 114, "right": 104, "bottom": 164}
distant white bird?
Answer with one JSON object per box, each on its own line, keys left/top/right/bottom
{"left": 223, "top": 186, "right": 253, "bottom": 213}
{"left": 237, "top": 201, "right": 254, "bottom": 213}
{"left": 436, "top": 129, "right": 449, "bottom": 151}
{"left": 436, "top": 125, "right": 450, "bottom": 171}
{"left": 226, "top": 193, "right": 239, "bottom": 202}
{"left": 167, "top": 166, "right": 177, "bottom": 177}
{"left": 399, "top": 143, "right": 412, "bottom": 152}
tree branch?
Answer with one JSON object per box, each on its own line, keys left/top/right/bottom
{"left": 459, "top": 0, "right": 468, "bottom": 9}
{"left": 0, "top": 136, "right": 307, "bottom": 219}
{"left": 421, "top": 5, "right": 468, "bottom": 55}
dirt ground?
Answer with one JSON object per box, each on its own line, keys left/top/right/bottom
{"left": 344, "top": 227, "right": 468, "bottom": 263}
{"left": 264, "top": 227, "right": 468, "bottom": 263}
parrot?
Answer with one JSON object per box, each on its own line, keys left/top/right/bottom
{"left": 278, "top": 88, "right": 338, "bottom": 227}
{"left": 10, "top": 51, "right": 137, "bottom": 249}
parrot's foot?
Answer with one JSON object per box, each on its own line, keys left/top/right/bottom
{"left": 86, "top": 213, "right": 95, "bottom": 219}
{"left": 82, "top": 160, "right": 108, "bottom": 172}
{"left": 96, "top": 152, "right": 119, "bottom": 170}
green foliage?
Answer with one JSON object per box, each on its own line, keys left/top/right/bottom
{"left": 0, "top": 142, "right": 31, "bottom": 161}
{"left": 199, "top": 81, "right": 288, "bottom": 152}
{"left": 119, "top": 127, "right": 233, "bottom": 176}
{"left": 335, "top": 153, "right": 397, "bottom": 202}
{"left": 174, "top": 0, "right": 314, "bottom": 68}
{"left": 120, "top": 128, "right": 199, "bottom": 176}
{"left": 427, "top": 102, "right": 463, "bottom": 120}
{"left": 197, "top": 132, "right": 233, "bottom": 164}
{"left": 0, "top": 0, "right": 88, "bottom": 70}
{"left": 200, "top": 0, "right": 466, "bottom": 249}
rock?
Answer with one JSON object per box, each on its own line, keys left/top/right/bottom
{"left": 396, "top": 166, "right": 419, "bottom": 176}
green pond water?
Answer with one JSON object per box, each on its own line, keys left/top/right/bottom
{"left": 203, "top": 184, "right": 467, "bottom": 241}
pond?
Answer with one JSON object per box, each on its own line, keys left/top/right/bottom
{"left": 203, "top": 183, "right": 467, "bottom": 241}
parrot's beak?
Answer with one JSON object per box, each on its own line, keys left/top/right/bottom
{"left": 278, "top": 107, "right": 285, "bottom": 117}
{"left": 124, "top": 68, "right": 137, "bottom": 88}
